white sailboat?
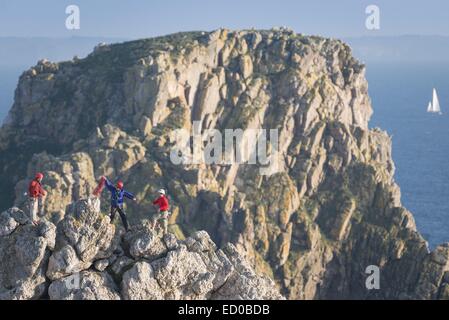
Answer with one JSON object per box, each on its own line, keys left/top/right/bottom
{"left": 427, "top": 88, "right": 442, "bottom": 115}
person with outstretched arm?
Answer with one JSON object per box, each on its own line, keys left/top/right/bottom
{"left": 103, "top": 177, "right": 136, "bottom": 232}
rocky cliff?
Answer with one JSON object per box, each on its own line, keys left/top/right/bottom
{"left": 1, "top": 29, "right": 449, "bottom": 299}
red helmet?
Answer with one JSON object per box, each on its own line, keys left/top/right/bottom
{"left": 116, "top": 181, "right": 124, "bottom": 189}
{"left": 35, "top": 172, "right": 44, "bottom": 180}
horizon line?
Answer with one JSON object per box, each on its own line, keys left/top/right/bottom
{"left": 1, "top": 32, "right": 449, "bottom": 41}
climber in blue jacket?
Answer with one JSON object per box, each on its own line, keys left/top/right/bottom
{"left": 103, "top": 177, "right": 136, "bottom": 232}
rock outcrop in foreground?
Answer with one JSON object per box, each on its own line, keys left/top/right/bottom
{"left": 0, "top": 198, "right": 283, "bottom": 300}
{"left": 1, "top": 29, "right": 449, "bottom": 299}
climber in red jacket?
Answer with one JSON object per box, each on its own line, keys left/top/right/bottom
{"left": 151, "top": 189, "right": 170, "bottom": 235}
{"left": 28, "top": 172, "right": 47, "bottom": 226}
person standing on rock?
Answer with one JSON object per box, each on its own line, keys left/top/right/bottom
{"left": 151, "top": 189, "right": 170, "bottom": 235}
{"left": 28, "top": 172, "right": 47, "bottom": 226}
{"left": 103, "top": 177, "right": 136, "bottom": 232}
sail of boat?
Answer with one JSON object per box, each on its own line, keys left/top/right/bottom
{"left": 432, "top": 88, "right": 441, "bottom": 113}
{"left": 427, "top": 88, "right": 443, "bottom": 114}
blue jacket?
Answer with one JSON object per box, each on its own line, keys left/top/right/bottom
{"left": 105, "top": 179, "right": 135, "bottom": 207}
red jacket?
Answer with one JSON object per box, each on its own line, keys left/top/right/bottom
{"left": 153, "top": 195, "right": 169, "bottom": 212}
{"left": 28, "top": 179, "right": 46, "bottom": 198}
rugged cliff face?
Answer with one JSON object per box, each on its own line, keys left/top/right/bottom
{"left": 1, "top": 29, "right": 449, "bottom": 300}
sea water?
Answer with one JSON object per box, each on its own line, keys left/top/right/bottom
{"left": 0, "top": 66, "right": 23, "bottom": 121}
{"left": 367, "top": 62, "right": 449, "bottom": 248}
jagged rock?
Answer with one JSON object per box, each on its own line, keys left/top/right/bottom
{"left": 0, "top": 214, "right": 56, "bottom": 299}
{"left": 211, "top": 244, "right": 283, "bottom": 300}
{"left": 58, "top": 198, "right": 117, "bottom": 261}
{"left": 6, "top": 207, "right": 30, "bottom": 225}
{"left": 38, "top": 220, "right": 57, "bottom": 251}
{"left": 150, "top": 244, "right": 212, "bottom": 299}
{"left": 82, "top": 124, "right": 146, "bottom": 177}
{"left": 47, "top": 198, "right": 118, "bottom": 280}
{"left": 48, "top": 271, "right": 120, "bottom": 300}
{"left": 94, "top": 259, "right": 110, "bottom": 272}
{"left": 121, "top": 261, "right": 164, "bottom": 300}
{"left": 185, "top": 231, "right": 217, "bottom": 253}
{"left": 163, "top": 233, "right": 180, "bottom": 250}
{"left": 110, "top": 256, "right": 134, "bottom": 279}
{"left": 430, "top": 245, "right": 449, "bottom": 265}
{"left": 0, "top": 209, "right": 19, "bottom": 236}
{"left": 14, "top": 152, "right": 97, "bottom": 223}
{"left": 47, "top": 245, "right": 83, "bottom": 280}
{"left": 123, "top": 221, "right": 167, "bottom": 260}
{"left": 0, "top": 197, "right": 284, "bottom": 300}
{"left": 122, "top": 230, "right": 282, "bottom": 300}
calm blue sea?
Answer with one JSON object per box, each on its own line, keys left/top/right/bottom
{"left": 367, "top": 62, "right": 449, "bottom": 248}
{"left": 1, "top": 62, "right": 449, "bottom": 248}
{"left": 0, "top": 66, "right": 24, "bottom": 121}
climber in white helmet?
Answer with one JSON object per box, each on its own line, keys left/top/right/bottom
{"left": 151, "top": 188, "right": 170, "bottom": 235}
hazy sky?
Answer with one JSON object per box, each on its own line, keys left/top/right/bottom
{"left": 0, "top": 0, "right": 448, "bottom": 39}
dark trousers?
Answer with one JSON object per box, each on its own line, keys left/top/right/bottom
{"left": 110, "top": 206, "right": 129, "bottom": 231}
